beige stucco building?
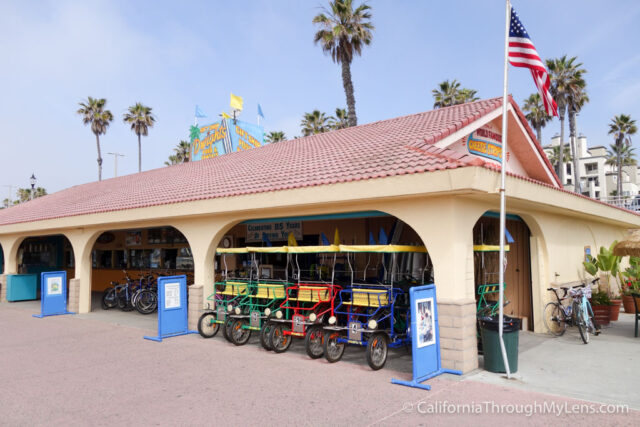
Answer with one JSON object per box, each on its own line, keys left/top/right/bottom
{"left": 1, "top": 97, "right": 638, "bottom": 373}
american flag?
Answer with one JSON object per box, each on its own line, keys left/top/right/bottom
{"left": 508, "top": 7, "right": 558, "bottom": 117}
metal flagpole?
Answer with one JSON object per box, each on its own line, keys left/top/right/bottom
{"left": 498, "top": 0, "right": 512, "bottom": 378}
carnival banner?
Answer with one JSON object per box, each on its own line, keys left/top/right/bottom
{"left": 190, "top": 119, "right": 265, "bottom": 162}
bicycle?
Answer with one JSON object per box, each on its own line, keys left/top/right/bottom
{"left": 544, "top": 279, "right": 600, "bottom": 344}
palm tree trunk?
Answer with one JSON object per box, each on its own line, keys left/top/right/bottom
{"left": 341, "top": 59, "right": 357, "bottom": 127}
{"left": 569, "top": 110, "right": 581, "bottom": 194}
{"left": 536, "top": 126, "right": 542, "bottom": 144}
{"left": 138, "top": 133, "right": 142, "bottom": 173}
{"left": 558, "top": 109, "right": 566, "bottom": 186}
{"left": 617, "top": 136, "right": 623, "bottom": 198}
{"left": 95, "top": 132, "right": 102, "bottom": 181}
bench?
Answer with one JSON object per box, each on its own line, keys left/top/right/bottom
{"left": 288, "top": 286, "right": 330, "bottom": 302}
{"left": 249, "top": 283, "right": 286, "bottom": 299}
{"left": 342, "top": 289, "right": 389, "bottom": 307}
{"left": 218, "top": 281, "right": 249, "bottom": 296}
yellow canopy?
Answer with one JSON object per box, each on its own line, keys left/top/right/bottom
{"left": 339, "top": 244, "right": 427, "bottom": 253}
{"left": 473, "top": 245, "right": 510, "bottom": 252}
{"left": 287, "top": 245, "right": 340, "bottom": 253}
{"left": 246, "top": 246, "right": 289, "bottom": 253}
{"left": 216, "top": 247, "right": 249, "bottom": 254}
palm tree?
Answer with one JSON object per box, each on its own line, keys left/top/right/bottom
{"left": 432, "top": 79, "right": 461, "bottom": 108}
{"left": 265, "top": 131, "right": 287, "bottom": 143}
{"left": 77, "top": 97, "right": 114, "bottom": 181}
{"left": 547, "top": 55, "right": 586, "bottom": 186}
{"left": 301, "top": 110, "right": 332, "bottom": 136}
{"left": 456, "top": 88, "right": 479, "bottom": 104}
{"left": 608, "top": 114, "right": 638, "bottom": 196}
{"left": 567, "top": 81, "right": 589, "bottom": 194}
{"left": 606, "top": 144, "right": 636, "bottom": 167}
{"left": 174, "top": 140, "right": 190, "bottom": 162}
{"left": 547, "top": 145, "right": 572, "bottom": 177}
{"left": 123, "top": 102, "right": 156, "bottom": 173}
{"left": 522, "top": 93, "right": 552, "bottom": 143}
{"left": 164, "top": 155, "right": 180, "bottom": 166}
{"left": 33, "top": 187, "right": 47, "bottom": 198}
{"left": 189, "top": 125, "right": 201, "bottom": 142}
{"left": 330, "top": 108, "right": 349, "bottom": 130}
{"left": 313, "top": 0, "right": 374, "bottom": 127}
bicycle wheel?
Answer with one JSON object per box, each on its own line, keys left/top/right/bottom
{"left": 197, "top": 312, "right": 220, "bottom": 338}
{"left": 222, "top": 317, "right": 235, "bottom": 342}
{"left": 543, "top": 302, "right": 566, "bottom": 336}
{"left": 269, "top": 323, "right": 293, "bottom": 353}
{"left": 586, "top": 302, "right": 600, "bottom": 335}
{"left": 574, "top": 304, "right": 589, "bottom": 344}
{"left": 101, "top": 288, "right": 117, "bottom": 310}
{"left": 230, "top": 319, "right": 252, "bottom": 346}
{"left": 260, "top": 321, "right": 274, "bottom": 351}
{"left": 323, "top": 331, "right": 345, "bottom": 363}
{"left": 304, "top": 325, "right": 324, "bottom": 359}
{"left": 117, "top": 289, "right": 134, "bottom": 311}
{"left": 136, "top": 290, "right": 157, "bottom": 315}
{"left": 366, "top": 332, "right": 389, "bottom": 371}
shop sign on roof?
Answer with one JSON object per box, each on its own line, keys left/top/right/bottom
{"left": 190, "top": 119, "right": 265, "bottom": 162}
{"left": 467, "top": 126, "right": 503, "bottom": 162}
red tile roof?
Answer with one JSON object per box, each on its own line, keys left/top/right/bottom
{"left": 0, "top": 97, "right": 574, "bottom": 227}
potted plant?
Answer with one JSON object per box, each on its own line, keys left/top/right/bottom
{"left": 590, "top": 289, "right": 612, "bottom": 326}
{"left": 596, "top": 242, "right": 622, "bottom": 321}
{"left": 621, "top": 256, "right": 640, "bottom": 313}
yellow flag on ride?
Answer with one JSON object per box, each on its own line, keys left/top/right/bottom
{"left": 287, "top": 232, "right": 298, "bottom": 246}
{"left": 221, "top": 111, "right": 231, "bottom": 119}
{"left": 333, "top": 228, "right": 340, "bottom": 245}
{"left": 230, "top": 93, "right": 243, "bottom": 111}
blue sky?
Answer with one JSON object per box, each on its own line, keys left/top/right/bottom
{"left": 1, "top": 0, "right": 639, "bottom": 195}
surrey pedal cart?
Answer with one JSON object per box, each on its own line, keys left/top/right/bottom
{"left": 226, "top": 246, "right": 292, "bottom": 348}
{"left": 267, "top": 245, "right": 342, "bottom": 358}
{"left": 197, "top": 247, "right": 254, "bottom": 341}
{"left": 323, "top": 244, "right": 428, "bottom": 370}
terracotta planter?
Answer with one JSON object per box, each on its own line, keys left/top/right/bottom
{"left": 591, "top": 305, "right": 611, "bottom": 326}
{"left": 622, "top": 295, "right": 637, "bottom": 313}
{"left": 609, "top": 299, "right": 622, "bottom": 321}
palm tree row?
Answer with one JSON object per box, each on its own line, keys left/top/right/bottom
{"left": 77, "top": 97, "right": 155, "bottom": 181}
{"left": 165, "top": 140, "right": 191, "bottom": 166}
{"left": 0, "top": 187, "right": 48, "bottom": 208}
{"left": 301, "top": 108, "right": 349, "bottom": 136}
{"left": 431, "top": 79, "right": 479, "bottom": 108}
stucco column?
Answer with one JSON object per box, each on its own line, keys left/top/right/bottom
{"left": 387, "top": 197, "right": 483, "bottom": 373}
{"left": 0, "top": 235, "right": 24, "bottom": 275}
{"left": 0, "top": 235, "right": 24, "bottom": 302}
{"left": 66, "top": 229, "right": 100, "bottom": 314}
{"left": 172, "top": 217, "right": 235, "bottom": 327}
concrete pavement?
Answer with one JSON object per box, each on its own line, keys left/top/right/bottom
{"left": 0, "top": 302, "right": 637, "bottom": 426}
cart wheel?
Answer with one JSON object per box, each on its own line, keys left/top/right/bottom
{"left": 197, "top": 312, "right": 220, "bottom": 338}
{"left": 305, "top": 325, "right": 324, "bottom": 359}
{"left": 366, "top": 332, "right": 388, "bottom": 370}
{"left": 222, "top": 317, "right": 235, "bottom": 342}
{"left": 230, "top": 319, "right": 252, "bottom": 346}
{"left": 101, "top": 288, "right": 117, "bottom": 310}
{"left": 323, "top": 331, "right": 345, "bottom": 363}
{"left": 269, "top": 324, "right": 293, "bottom": 353}
{"left": 260, "top": 321, "right": 274, "bottom": 351}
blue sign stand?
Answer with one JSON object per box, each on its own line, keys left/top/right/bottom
{"left": 144, "top": 275, "right": 197, "bottom": 342}
{"left": 33, "top": 271, "right": 74, "bottom": 318}
{"left": 391, "top": 284, "right": 462, "bottom": 390}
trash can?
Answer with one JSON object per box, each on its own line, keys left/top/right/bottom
{"left": 7, "top": 274, "right": 39, "bottom": 302}
{"left": 479, "top": 315, "right": 520, "bottom": 373}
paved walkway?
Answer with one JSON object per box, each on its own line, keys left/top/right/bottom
{"left": 0, "top": 303, "right": 637, "bottom": 426}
